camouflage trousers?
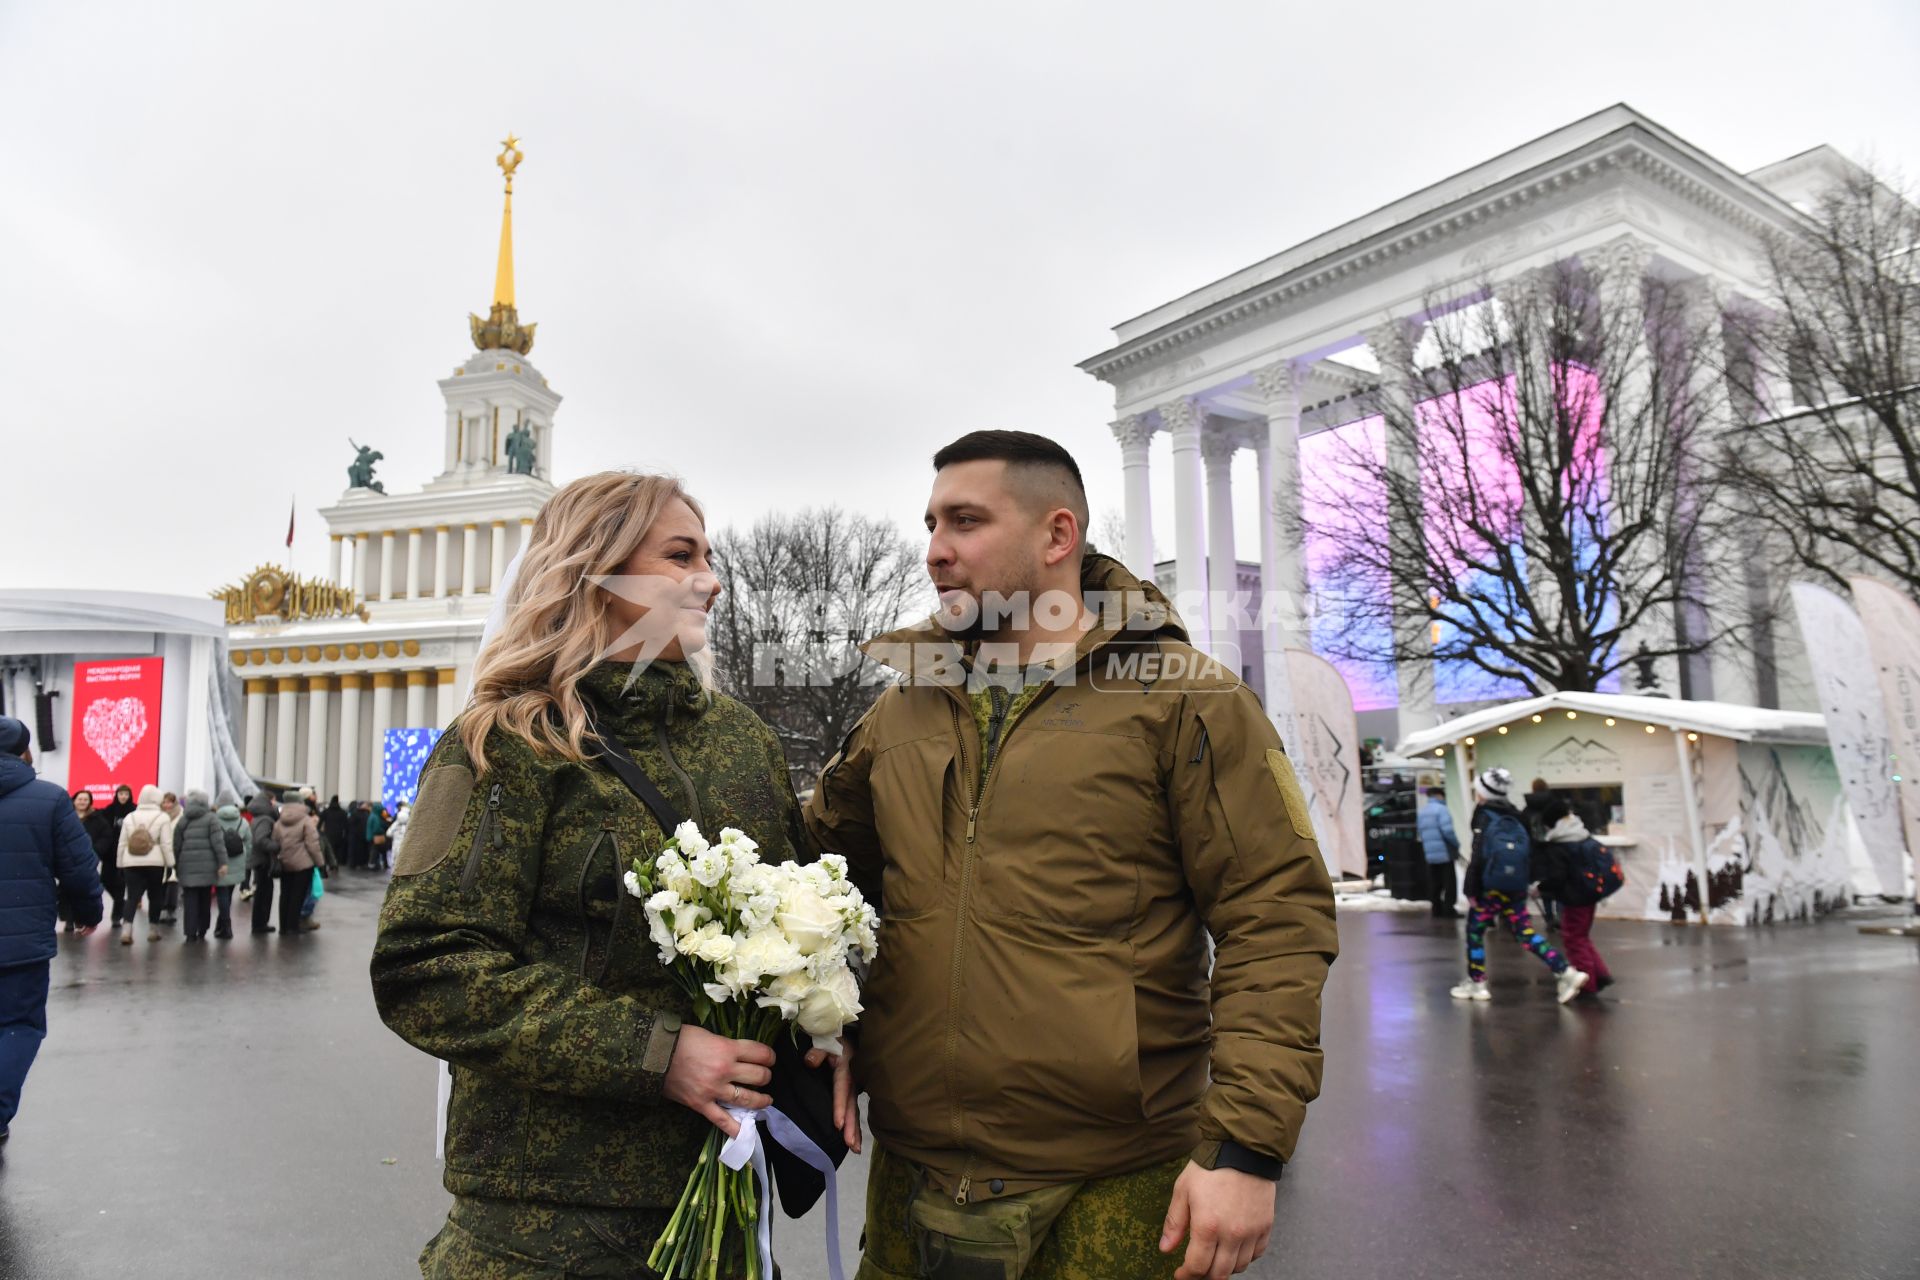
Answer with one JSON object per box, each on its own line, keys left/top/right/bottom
{"left": 420, "top": 1196, "right": 672, "bottom": 1278}
{"left": 855, "top": 1146, "right": 1187, "bottom": 1280}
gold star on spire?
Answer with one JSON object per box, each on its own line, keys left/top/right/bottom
{"left": 471, "top": 133, "right": 536, "bottom": 355}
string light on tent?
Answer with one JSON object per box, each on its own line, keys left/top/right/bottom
{"left": 1567, "top": 711, "right": 1578, "bottom": 719}
{"left": 1644, "top": 725, "right": 1656, "bottom": 733}
{"left": 1464, "top": 737, "right": 1476, "bottom": 745}
{"left": 1605, "top": 718, "right": 1616, "bottom": 726}
{"left": 1497, "top": 726, "right": 1509, "bottom": 735}
{"left": 1687, "top": 732, "right": 1700, "bottom": 742}
{"left": 1531, "top": 714, "right": 1544, "bottom": 723}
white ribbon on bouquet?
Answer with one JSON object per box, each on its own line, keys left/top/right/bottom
{"left": 720, "top": 1104, "right": 846, "bottom": 1280}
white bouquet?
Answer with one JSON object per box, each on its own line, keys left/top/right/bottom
{"left": 627, "top": 821, "right": 878, "bottom": 1280}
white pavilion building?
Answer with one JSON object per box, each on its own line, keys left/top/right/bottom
{"left": 227, "top": 137, "right": 559, "bottom": 801}
{"left": 1080, "top": 104, "right": 1854, "bottom": 745}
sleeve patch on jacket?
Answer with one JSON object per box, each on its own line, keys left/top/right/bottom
{"left": 1265, "top": 749, "right": 1314, "bottom": 841}
{"left": 394, "top": 763, "right": 475, "bottom": 877}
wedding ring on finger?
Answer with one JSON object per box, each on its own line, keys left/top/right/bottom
{"left": 730, "top": 1085, "right": 741, "bottom": 1106}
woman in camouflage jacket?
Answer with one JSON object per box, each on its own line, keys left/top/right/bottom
{"left": 372, "top": 473, "right": 828, "bottom": 1279}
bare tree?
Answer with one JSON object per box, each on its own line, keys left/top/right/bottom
{"left": 1298, "top": 257, "right": 1740, "bottom": 697}
{"left": 1725, "top": 165, "right": 1920, "bottom": 598}
{"left": 708, "top": 508, "right": 925, "bottom": 783}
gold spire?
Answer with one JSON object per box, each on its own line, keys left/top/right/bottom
{"left": 494, "top": 133, "right": 521, "bottom": 307}
{"left": 470, "top": 134, "right": 536, "bottom": 355}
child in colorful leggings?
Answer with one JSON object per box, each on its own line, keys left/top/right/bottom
{"left": 1452, "top": 768, "right": 1588, "bottom": 1004}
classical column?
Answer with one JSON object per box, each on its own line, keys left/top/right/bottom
{"left": 489, "top": 520, "right": 508, "bottom": 592}
{"left": 353, "top": 532, "right": 371, "bottom": 599}
{"left": 243, "top": 678, "right": 270, "bottom": 776}
{"left": 337, "top": 674, "right": 364, "bottom": 803}
{"left": 1676, "top": 275, "right": 1735, "bottom": 702}
{"left": 1159, "top": 397, "right": 1212, "bottom": 654}
{"left": 1201, "top": 426, "right": 1241, "bottom": 666}
{"left": 405, "top": 669, "right": 430, "bottom": 728}
{"left": 1110, "top": 416, "right": 1156, "bottom": 579}
{"left": 1253, "top": 360, "right": 1309, "bottom": 639}
{"left": 1367, "top": 316, "right": 1437, "bottom": 734}
{"left": 305, "top": 676, "right": 332, "bottom": 798}
{"left": 407, "top": 528, "right": 425, "bottom": 599}
{"left": 435, "top": 667, "right": 459, "bottom": 727}
{"left": 328, "top": 535, "right": 344, "bottom": 586}
{"left": 461, "top": 524, "right": 478, "bottom": 597}
{"left": 273, "top": 677, "right": 301, "bottom": 781}
{"left": 433, "top": 525, "right": 451, "bottom": 598}
{"left": 369, "top": 672, "right": 397, "bottom": 801}
{"left": 1583, "top": 235, "right": 1676, "bottom": 697}
{"left": 377, "top": 530, "right": 397, "bottom": 602}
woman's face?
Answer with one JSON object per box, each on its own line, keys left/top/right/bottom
{"left": 74, "top": 792, "right": 92, "bottom": 815}
{"left": 605, "top": 499, "right": 722, "bottom": 664}
{"left": 161, "top": 795, "right": 177, "bottom": 814}
{"left": 115, "top": 786, "right": 132, "bottom": 806}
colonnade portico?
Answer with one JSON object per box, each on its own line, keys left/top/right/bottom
{"left": 239, "top": 663, "right": 460, "bottom": 800}
{"left": 325, "top": 516, "right": 534, "bottom": 602}
{"left": 1084, "top": 106, "right": 1836, "bottom": 740}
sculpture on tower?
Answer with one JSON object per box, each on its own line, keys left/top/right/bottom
{"left": 347, "top": 440, "right": 386, "bottom": 493}
{"left": 504, "top": 422, "right": 538, "bottom": 475}
{"left": 468, "top": 134, "right": 538, "bottom": 356}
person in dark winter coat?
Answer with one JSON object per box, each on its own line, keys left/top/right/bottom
{"left": 99, "top": 785, "right": 135, "bottom": 927}
{"left": 71, "top": 791, "right": 125, "bottom": 932}
{"left": 246, "top": 792, "right": 280, "bottom": 935}
{"left": 170, "top": 790, "right": 227, "bottom": 941}
{"left": 1452, "top": 767, "right": 1586, "bottom": 1005}
{"left": 0, "top": 716, "right": 102, "bottom": 1139}
{"left": 320, "top": 797, "right": 349, "bottom": 862}
{"left": 210, "top": 790, "right": 249, "bottom": 940}
{"left": 345, "top": 801, "right": 369, "bottom": 870}
{"left": 1535, "top": 799, "right": 1615, "bottom": 998}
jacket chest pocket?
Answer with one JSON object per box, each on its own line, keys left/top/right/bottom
{"left": 540, "top": 826, "right": 642, "bottom": 988}
{"left": 869, "top": 736, "right": 961, "bottom": 917}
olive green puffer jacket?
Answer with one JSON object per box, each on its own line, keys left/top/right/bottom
{"left": 370, "top": 659, "right": 806, "bottom": 1208}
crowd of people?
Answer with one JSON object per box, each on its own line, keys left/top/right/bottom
{"left": 1417, "top": 768, "right": 1622, "bottom": 1004}
{"left": 66, "top": 783, "right": 411, "bottom": 944}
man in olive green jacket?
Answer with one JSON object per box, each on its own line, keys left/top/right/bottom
{"left": 807, "top": 432, "right": 1337, "bottom": 1280}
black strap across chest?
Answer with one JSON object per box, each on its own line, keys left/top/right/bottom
{"left": 587, "top": 722, "right": 686, "bottom": 836}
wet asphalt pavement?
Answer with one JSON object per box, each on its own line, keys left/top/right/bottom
{"left": 2, "top": 876, "right": 1914, "bottom": 1279}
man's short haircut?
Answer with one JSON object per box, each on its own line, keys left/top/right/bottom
{"left": 932, "top": 431, "right": 1089, "bottom": 552}
{"left": 1424, "top": 786, "right": 1446, "bottom": 798}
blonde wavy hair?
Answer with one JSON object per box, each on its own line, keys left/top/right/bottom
{"left": 460, "top": 471, "right": 705, "bottom": 774}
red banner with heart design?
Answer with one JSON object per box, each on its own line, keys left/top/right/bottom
{"left": 69, "top": 657, "right": 164, "bottom": 806}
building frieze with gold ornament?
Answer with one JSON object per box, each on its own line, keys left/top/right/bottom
{"left": 213, "top": 565, "right": 370, "bottom": 626}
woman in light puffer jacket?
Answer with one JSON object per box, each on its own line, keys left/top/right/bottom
{"left": 115, "top": 784, "right": 174, "bottom": 945}
{"left": 270, "top": 792, "right": 324, "bottom": 938}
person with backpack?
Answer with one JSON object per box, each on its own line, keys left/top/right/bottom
{"left": 1452, "top": 767, "right": 1587, "bottom": 1004}
{"left": 1534, "top": 799, "right": 1620, "bottom": 998}
{"left": 116, "top": 785, "right": 175, "bottom": 945}
{"left": 170, "top": 790, "right": 227, "bottom": 941}
{"left": 211, "top": 790, "right": 250, "bottom": 940}
{"left": 246, "top": 792, "right": 280, "bottom": 935}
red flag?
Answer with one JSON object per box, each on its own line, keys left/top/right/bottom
{"left": 286, "top": 498, "right": 296, "bottom": 549}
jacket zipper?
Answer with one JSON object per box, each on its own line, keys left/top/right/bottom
{"left": 655, "top": 706, "right": 703, "bottom": 827}
{"left": 460, "top": 783, "right": 503, "bottom": 892}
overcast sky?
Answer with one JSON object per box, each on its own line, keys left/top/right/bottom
{"left": 6, "top": 1, "right": 1918, "bottom": 599}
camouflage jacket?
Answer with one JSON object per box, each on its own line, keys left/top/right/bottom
{"left": 370, "top": 660, "right": 806, "bottom": 1208}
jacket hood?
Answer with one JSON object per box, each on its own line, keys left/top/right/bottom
{"left": 1546, "top": 813, "right": 1591, "bottom": 842}
{"left": 215, "top": 788, "right": 241, "bottom": 810}
{"left": 275, "top": 800, "right": 310, "bottom": 825}
{"left": 862, "top": 552, "right": 1190, "bottom": 682}
{"left": 247, "top": 792, "right": 275, "bottom": 818}
{"left": 137, "top": 784, "right": 164, "bottom": 808}
{"left": 0, "top": 753, "right": 32, "bottom": 799}
{"left": 183, "top": 790, "right": 212, "bottom": 818}
{"left": 1477, "top": 797, "right": 1522, "bottom": 819}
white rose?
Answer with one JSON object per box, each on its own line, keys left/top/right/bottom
{"left": 797, "top": 961, "right": 863, "bottom": 1052}
{"left": 692, "top": 929, "right": 737, "bottom": 967}
{"left": 777, "top": 882, "right": 842, "bottom": 957}
{"left": 675, "top": 821, "right": 709, "bottom": 858}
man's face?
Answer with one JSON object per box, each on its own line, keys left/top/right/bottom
{"left": 925, "top": 460, "right": 1047, "bottom": 640}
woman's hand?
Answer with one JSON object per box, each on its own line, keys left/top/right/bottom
{"left": 662, "top": 1025, "right": 775, "bottom": 1137}
{"left": 804, "top": 1040, "right": 862, "bottom": 1153}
